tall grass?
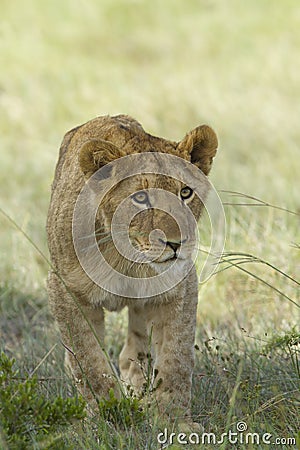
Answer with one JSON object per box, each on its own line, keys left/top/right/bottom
{"left": 0, "top": 0, "right": 299, "bottom": 448}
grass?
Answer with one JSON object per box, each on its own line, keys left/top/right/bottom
{"left": 0, "top": 0, "right": 299, "bottom": 448}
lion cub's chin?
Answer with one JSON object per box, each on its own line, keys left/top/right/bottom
{"left": 149, "top": 256, "right": 188, "bottom": 273}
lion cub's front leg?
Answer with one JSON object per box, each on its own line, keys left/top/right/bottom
{"left": 119, "top": 305, "right": 149, "bottom": 392}
{"left": 48, "top": 272, "right": 120, "bottom": 411}
{"left": 146, "top": 291, "right": 198, "bottom": 419}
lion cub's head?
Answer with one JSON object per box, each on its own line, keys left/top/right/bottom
{"left": 77, "top": 115, "right": 218, "bottom": 277}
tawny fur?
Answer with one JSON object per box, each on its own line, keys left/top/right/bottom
{"left": 46, "top": 114, "right": 218, "bottom": 419}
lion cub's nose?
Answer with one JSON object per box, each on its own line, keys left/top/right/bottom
{"left": 159, "top": 238, "right": 187, "bottom": 252}
{"left": 167, "top": 241, "right": 181, "bottom": 252}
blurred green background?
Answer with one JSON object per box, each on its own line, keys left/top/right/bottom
{"left": 0, "top": 0, "right": 299, "bottom": 328}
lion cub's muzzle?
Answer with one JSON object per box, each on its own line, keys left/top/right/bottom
{"left": 131, "top": 228, "right": 194, "bottom": 264}
{"left": 128, "top": 206, "right": 197, "bottom": 265}
{"left": 158, "top": 237, "right": 188, "bottom": 262}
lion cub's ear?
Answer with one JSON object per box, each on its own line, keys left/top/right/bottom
{"left": 79, "top": 139, "right": 125, "bottom": 180}
{"left": 177, "top": 125, "right": 218, "bottom": 175}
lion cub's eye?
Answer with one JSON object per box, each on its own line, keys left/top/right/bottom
{"left": 180, "top": 186, "right": 194, "bottom": 200}
{"left": 132, "top": 190, "right": 149, "bottom": 204}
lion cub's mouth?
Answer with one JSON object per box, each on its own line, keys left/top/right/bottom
{"left": 129, "top": 234, "right": 189, "bottom": 266}
{"left": 155, "top": 251, "right": 185, "bottom": 263}
{"left": 160, "top": 254, "right": 177, "bottom": 262}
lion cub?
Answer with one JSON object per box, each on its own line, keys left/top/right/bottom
{"left": 47, "top": 114, "right": 217, "bottom": 420}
